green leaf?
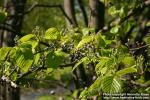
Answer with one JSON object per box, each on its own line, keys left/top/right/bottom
{"left": 0, "top": 10, "right": 7, "bottom": 23}
{"left": 33, "top": 53, "right": 40, "bottom": 65}
{"left": 82, "top": 28, "right": 90, "bottom": 36}
{"left": 46, "top": 50, "right": 66, "bottom": 68}
{"left": 122, "top": 56, "right": 135, "bottom": 67}
{"left": 19, "top": 41, "right": 38, "bottom": 53}
{"left": 117, "top": 45, "right": 129, "bottom": 54}
{"left": 72, "top": 57, "right": 89, "bottom": 71}
{"left": 14, "top": 48, "right": 33, "bottom": 73}
{"left": 76, "top": 35, "right": 94, "bottom": 49}
{"left": 110, "top": 25, "right": 120, "bottom": 34}
{"left": 18, "top": 34, "right": 35, "bottom": 42}
{"left": 108, "top": 6, "right": 118, "bottom": 16}
{"left": 79, "top": 77, "right": 102, "bottom": 98}
{"left": 0, "top": 47, "right": 12, "bottom": 61}
{"left": 144, "top": 36, "right": 150, "bottom": 45}
{"left": 96, "top": 57, "right": 110, "bottom": 75}
{"left": 96, "top": 36, "right": 105, "bottom": 48}
{"left": 119, "top": 7, "right": 127, "bottom": 18}
{"left": 145, "top": 87, "right": 150, "bottom": 93}
{"left": 101, "top": 76, "right": 122, "bottom": 93}
{"left": 123, "top": 21, "right": 131, "bottom": 33}
{"left": 146, "top": 21, "right": 150, "bottom": 26}
{"left": 116, "top": 66, "right": 137, "bottom": 77}
{"left": 100, "top": 48, "right": 112, "bottom": 57}
{"left": 44, "top": 27, "right": 60, "bottom": 40}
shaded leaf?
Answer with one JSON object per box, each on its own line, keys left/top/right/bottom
{"left": 0, "top": 10, "right": 7, "bottom": 23}
{"left": 46, "top": 50, "right": 66, "bottom": 68}
{"left": 72, "top": 57, "right": 89, "bottom": 71}
{"left": 14, "top": 48, "right": 33, "bottom": 73}
{"left": 123, "top": 21, "right": 131, "bottom": 33}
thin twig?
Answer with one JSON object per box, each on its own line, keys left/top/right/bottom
{"left": 129, "top": 45, "right": 149, "bottom": 51}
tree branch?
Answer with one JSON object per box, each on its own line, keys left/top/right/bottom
{"left": 129, "top": 44, "right": 149, "bottom": 51}
{"left": 100, "top": 0, "right": 150, "bottom": 33}
{"left": 77, "top": 0, "right": 88, "bottom": 26}
{"left": 0, "top": 24, "right": 16, "bottom": 34}
{"left": 16, "top": 61, "right": 76, "bottom": 83}
{"left": 130, "top": 80, "right": 150, "bottom": 87}
{"left": 24, "top": 3, "right": 73, "bottom": 25}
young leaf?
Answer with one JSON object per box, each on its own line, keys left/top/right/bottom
{"left": 0, "top": 47, "right": 12, "bottom": 61}
{"left": 116, "top": 66, "right": 137, "bottom": 77}
{"left": 76, "top": 35, "right": 94, "bottom": 49}
{"left": 108, "top": 6, "right": 118, "bottom": 16}
{"left": 33, "top": 53, "right": 40, "bottom": 65}
{"left": 44, "top": 27, "right": 60, "bottom": 40}
{"left": 18, "top": 34, "right": 35, "bottom": 42}
{"left": 144, "top": 36, "right": 150, "bottom": 45}
{"left": 46, "top": 50, "right": 66, "bottom": 68}
{"left": 122, "top": 56, "right": 135, "bottom": 67}
{"left": 79, "top": 77, "right": 102, "bottom": 99}
{"left": 110, "top": 25, "right": 120, "bottom": 34}
{"left": 119, "top": 7, "right": 127, "bottom": 18}
{"left": 96, "top": 57, "right": 110, "bottom": 75}
{"left": 101, "top": 76, "right": 122, "bottom": 93}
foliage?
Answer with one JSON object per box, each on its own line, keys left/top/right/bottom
{"left": 0, "top": 0, "right": 150, "bottom": 99}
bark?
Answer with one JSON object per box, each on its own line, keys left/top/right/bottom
{"left": 64, "top": 0, "right": 77, "bottom": 27}
{"left": 0, "top": 80, "right": 20, "bottom": 100}
{"left": 2, "top": 0, "right": 27, "bottom": 46}
{"left": 89, "top": 0, "right": 104, "bottom": 32}
{"left": 77, "top": 0, "right": 88, "bottom": 26}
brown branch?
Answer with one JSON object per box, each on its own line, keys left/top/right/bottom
{"left": 129, "top": 44, "right": 149, "bottom": 51}
{"left": 16, "top": 61, "right": 75, "bottom": 83}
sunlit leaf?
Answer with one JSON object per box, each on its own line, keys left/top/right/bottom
{"left": 108, "top": 6, "right": 118, "bottom": 16}
{"left": 44, "top": 27, "right": 60, "bottom": 40}
{"left": 0, "top": 47, "right": 12, "bottom": 61}
{"left": 119, "top": 7, "right": 127, "bottom": 18}
{"left": 19, "top": 34, "right": 35, "bottom": 42}
{"left": 101, "top": 76, "right": 122, "bottom": 93}
{"left": 76, "top": 35, "right": 94, "bottom": 49}
{"left": 144, "top": 36, "right": 150, "bottom": 45}
{"left": 33, "top": 53, "right": 40, "bottom": 65}
{"left": 110, "top": 25, "right": 120, "bottom": 34}
{"left": 116, "top": 66, "right": 137, "bottom": 77}
{"left": 122, "top": 56, "right": 135, "bottom": 67}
